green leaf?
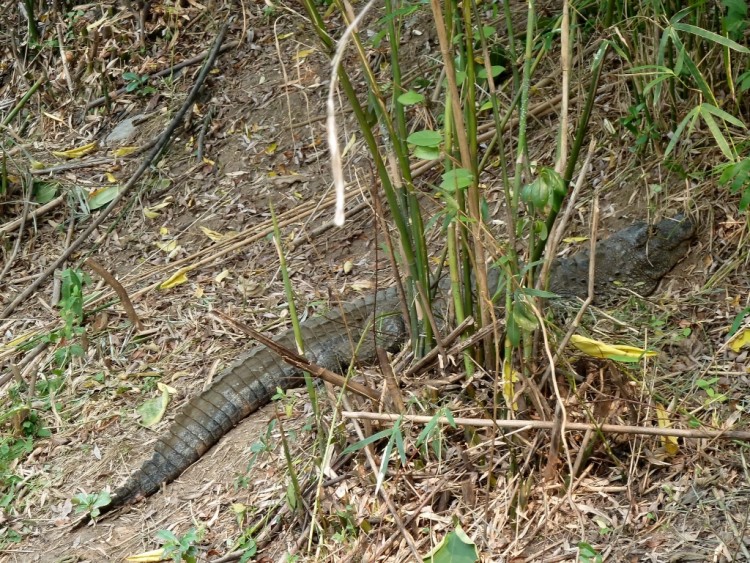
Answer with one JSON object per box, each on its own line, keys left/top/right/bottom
{"left": 137, "top": 383, "right": 174, "bottom": 427}
{"left": 478, "top": 25, "right": 496, "bottom": 39}
{"left": 701, "top": 111, "right": 735, "bottom": 161}
{"left": 672, "top": 22, "right": 750, "bottom": 53}
{"left": 699, "top": 103, "right": 747, "bottom": 128}
{"left": 413, "top": 146, "right": 441, "bottom": 161}
{"left": 440, "top": 168, "right": 473, "bottom": 192}
{"left": 407, "top": 130, "right": 443, "bottom": 147}
{"left": 664, "top": 106, "right": 700, "bottom": 157}
{"left": 398, "top": 90, "right": 425, "bottom": 105}
{"left": 341, "top": 428, "right": 393, "bottom": 455}
{"left": 477, "top": 65, "right": 504, "bottom": 79}
{"left": 33, "top": 182, "right": 58, "bottom": 204}
{"left": 423, "top": 525, "right": 478, "bottom": 562}
{"left": 88, "top": 185, "right": 121, "bottom": 210}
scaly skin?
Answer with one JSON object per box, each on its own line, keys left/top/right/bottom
{"left": 90, "top": 216, "right": 694, "bottom": 520}
{"left": 98, "top": 286, "right": 404, "bottom": 518}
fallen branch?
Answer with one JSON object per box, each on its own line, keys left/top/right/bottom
{"left": 84, "top": 258, "right": 143, "bottom": 331}
{"left": 0, "top": 195, "right": 65, "bottom": 235}
{"left": 341, "top": 411, "right": 750, "bottom": 441}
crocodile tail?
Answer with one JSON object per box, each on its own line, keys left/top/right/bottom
{"left": 103, "top": 346, "right": 293, "bottom": 514}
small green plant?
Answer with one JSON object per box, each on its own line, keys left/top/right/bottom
{"left": 157, "top": 527, "right": 204, "bottom": 563}
{"left": 44, "top": 268, "right": 90, "bottom": 368}
{"left": 331, "top": 505, "right": 359, "bottom": 543}
{"left": 578, "top": 542, "right": 603, "bottom": 563}
{"left": 695, "top": 377, "right": 728, "bottom": 406}
{"left": 718, "top": 156, "right": 750, "bottom": 212}
{"left": 71, "top": 490, "right": 111, "bottom": 520}
{"left": 123, "top": 71, "right": 156, "bottom": 96}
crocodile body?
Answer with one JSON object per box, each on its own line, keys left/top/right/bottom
{"left": 95, "top": 215, "right": 694, "bottom": 518}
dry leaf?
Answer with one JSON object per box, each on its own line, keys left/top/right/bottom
{"left": 160, "top": 268, "right": 190, "bottom": 289}
{"left": 125, "top": 548, "right": 167, "bottom": 562}
{"left": 52, "top": 141, "right": 97, "bottom": 159}
{"left": 655, "top": 403, "right": 679, "bottom": 456}
{"left": 728, "top": 327, "right": 750, "bottom": 353}
{"left": 570, "top": 335, "right": 657, "bottom": 363}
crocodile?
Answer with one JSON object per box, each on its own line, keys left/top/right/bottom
{"left": 85, "top": 215, "right": 695, "bottom": 522}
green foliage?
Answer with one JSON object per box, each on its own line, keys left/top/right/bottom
{"left": 718, "top": 157, "right": 750, "bottom": 211}
{"left": 42, "top": 268, "right": 90, "bottom": 368}
{"left": 71, "top": 490, "right": 111, "bottom": 520}
{"left": 722, "top": 0, "right": 749, "bottom": 38}
{"left": 123, "top": 71, "right": 156, "bottom": 96}
{"left": 423, "top": 525, "right": 478, "bottom": 562}
{"left": 331, "top": 504, "right": 359, "bottom": 543}
{"left": 415, "top": 408, "right": 456, "bottom": 460}
{"left": 342, "top": 416, "right": 407, "bottom": 491}
{"left": 578, "top": 542, "right": 603, "bottom": 563}
{"left": 157, "top": 527, "right": 204, "bottom": 563}
{"left": 695, "top": 377, "right": 728, "bottom": 406}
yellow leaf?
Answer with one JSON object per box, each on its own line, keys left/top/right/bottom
{"left": 105, "top": 172, "right": 117, "bottom": 183}
{"left": 193, "top": 285, "right": 204, "bottom": 298}
{"left": 199, "top": 226, "right": 225, "bottom": 241}
{"left": 655, "top": 403, "right": 679, "bottom": 456}
{"left": 295, "top": 48, "right": 315, "bottom": 59}
{"left": 0, "top": 330, "right": 41, "bottom": 351}
{"left": 144, "top": 198, "right": 173, "bottom": 219}
{"left": 160, "top": 227, "right": 169, "bottom": 235}
{"left": 215, "top": 269, "right": 230, "bottom": 283}
{"left": 728, "top": 327, "right": 750, "bottom": 353}
{"left": 52, "top": 141, "right": 98, "bottom": 159}
{"left": 203, "top": 157, "right": 215, "bottom": 166}
{"left": 570, "top": 335, "right": 657, "bottom": 363}
{"left": 502, "top": 360, "right": 520, "bottom": 411}
{"left": 155, "top": 240, "right": 178, "bottom": 253}
{"left": 277, "top": 32, "right": 294, "bottom": 40}
{"left": 160, "top": 268, "right": 190, "bottom": 289}
{"left": 125, "top": 548, "right": 167, "bottom": 562}
{"left": 30, "top": 159, "right": 47, "bottom": 169}
{"left": 113, "top": 146, "right": 138, "bottom": 157}
{"left": 265, "top": 142, "right": 277, "bottom": 155}
{"left": 562, "top": 236, "right": 589, "bottom": 243}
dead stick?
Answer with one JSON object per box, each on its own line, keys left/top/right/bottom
{"left": 0, "top": 20, "right": 232, "bottom": 321}
{"left": 84, "top": 259, "right": 143, "bottom": 331}
{"left": 0, "top": 195, "right": 64, "bottom": 235}
{"left": 341, "top": 412, "right": 750, "bottom": 440}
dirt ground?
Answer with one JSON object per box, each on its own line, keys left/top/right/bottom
{"left": 1, "top": 2, "right": 749, "bottom": 563}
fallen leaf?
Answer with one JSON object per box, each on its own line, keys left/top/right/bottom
{"left": 728, "top": 327, "right": 750, "bottom": 353}
{"left": 570, "top": 334, "right": 657, "bottom": 363}
{"left": 200, "top": 226, "right": 226, "bottom": 241}
{"left": 52, "top": 142, "right": 98, "bottom": 159}
{"left": 88, "top": 185, "right": 121, "bottom": 209}
{"left": 113, "top": 146, "right": 138, "bottom": 157}
{"left": 125, "top": 548, "right": 167, "bottom": 562}
{"left": 656, "top": 403, "right": 679, "bottom": 456}
{"left": 160, "top": 269, "right": 190, "bottom": 289}
{"left": 137, "top": 382, "right": 176, "bottom": 428}
{"left": 155, "top": 240, "right": 179, "bottom": 253}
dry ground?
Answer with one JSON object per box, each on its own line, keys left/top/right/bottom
{"left": 0, "top": 2, "right": 749, "bottom": 562}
